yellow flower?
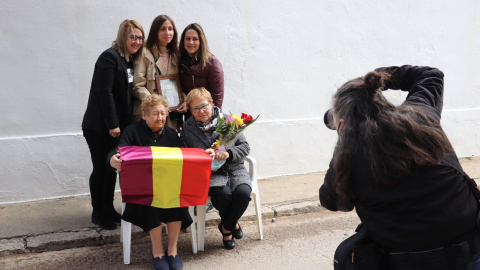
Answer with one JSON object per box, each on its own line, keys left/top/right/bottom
{"left": 232, "top": 115, "right": 244, "bottom": 127}
{"left": 211, "top": 140, "right": 220, "bottom": 151}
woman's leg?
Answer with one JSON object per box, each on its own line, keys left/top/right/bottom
{"left": 209, "top": 185, "right": 232, "bottom": 220}
{"left": 209, "top": 186, "right": 234, "bottom": 240}
{"left": 166, "top": 221, "right": 182, "bottom": 256}
{"left": 221, "top": 184, "right": 252, "bottom": 232}
{"left": 83, "top": 129, "right": 118, "bottom": 228}
{"left": 149, "top": 225, "right": 165, "bottom": 258}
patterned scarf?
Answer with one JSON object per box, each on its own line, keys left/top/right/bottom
{"left": 197, "top": 106, "right": 221, "bottom": 132}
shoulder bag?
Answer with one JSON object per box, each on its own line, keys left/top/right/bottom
{"left": 333, "top": 224, "right": 386, "bottom": 270}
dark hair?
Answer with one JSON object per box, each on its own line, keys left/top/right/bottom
{"left": 145, "top": 15, "right": 178, "bottom": 55}
{"left": 332, "top": 71, "right": 451, "bottom": 195}
{"left": 179, "top": 23, "right": 211, "bottom": 69}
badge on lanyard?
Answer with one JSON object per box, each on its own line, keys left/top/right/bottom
{"left": 127, "top": 68, "right": 133, "bottom": 83}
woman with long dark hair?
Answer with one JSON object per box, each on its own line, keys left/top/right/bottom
{"left": 178, "top": 23, "right": 224, "bottom": 125}
{"left": 320, "top": 65, "right": 480, "bottom": 269}
{"left": 132, "top": 15, "right": 183, "bottom": 128}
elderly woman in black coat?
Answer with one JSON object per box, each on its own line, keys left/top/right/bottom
{"left": 109, "top": 95, "right": 191, "bottom": 270}
{"left": 180, "top": 87, "right": 251, "bottom": 250}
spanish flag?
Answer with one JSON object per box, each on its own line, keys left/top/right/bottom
{"left": 118, "top": 146, "right": 212, "bottom": 209}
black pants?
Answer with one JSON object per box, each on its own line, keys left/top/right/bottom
{"left": 209, "top": 184, "right": 252, "bottom": 231}
{"left": 83, "top": 129, "right": 118, "bottom": 216}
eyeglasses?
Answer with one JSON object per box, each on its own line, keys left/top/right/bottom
{"left": 191, "top": 103, "right": 210, "bottom": 113}
{"left": 128, "top": 34, "right": 144, "bottom": 42}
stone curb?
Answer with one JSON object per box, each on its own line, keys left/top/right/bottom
{"left": 0, "top": 200, "right": 321, "bottom": 257}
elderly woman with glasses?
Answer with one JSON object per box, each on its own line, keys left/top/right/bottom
{"left": 180, "top": 87, "right": 251, "bottom": 250}
{"left": 109, "top": 94, "right": 193, "bottom": 270}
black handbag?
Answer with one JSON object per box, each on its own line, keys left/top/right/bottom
{"left": 333, "top": 224, "right": 386, "bottom": 270}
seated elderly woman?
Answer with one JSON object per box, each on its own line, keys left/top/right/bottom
{"left": 108, "top": 94, "right": 191, "bottom": 270}
{"left": 180, "top": 87, "right": 252, "bottom": 250}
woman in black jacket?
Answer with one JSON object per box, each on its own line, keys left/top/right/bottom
{"left": 319, "top": 65, "right": 480, "bottom": 269}
{"left": 109, "top": 95, "right": 192, "bottom": 270}
{"left": 82, "top": 19, "right": 144, "bottom": 230}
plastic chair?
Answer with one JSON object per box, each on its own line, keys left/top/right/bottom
{"left": 119, "top": 182, "right": 198, "bottom": 265}
{"left": 195, "top": 156, "right": 263, "bottom": 251}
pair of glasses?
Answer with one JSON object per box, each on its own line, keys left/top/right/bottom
{"left": 129, "top": 34, "right": 144, "bottom": 42}
{"left": 191, "top": 103, "right": 210, "bottom": 113}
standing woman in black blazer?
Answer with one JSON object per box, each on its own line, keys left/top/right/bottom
{"left": 82, "top": 19, "right": 144, "bottom": 230}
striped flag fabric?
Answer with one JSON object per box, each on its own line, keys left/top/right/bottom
{"left": 118, "top": 146, "right": 212, "bottom": 209}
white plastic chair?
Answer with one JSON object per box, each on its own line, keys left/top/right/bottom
{"left": 195, "top": 156, "right": 263, "bottom": 251}
{"left": 119, "top": 181, "right": 198, "bottom": 265}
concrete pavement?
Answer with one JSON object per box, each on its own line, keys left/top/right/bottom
{"left": 1, "top": 156, "right": 479, "bottom": 256}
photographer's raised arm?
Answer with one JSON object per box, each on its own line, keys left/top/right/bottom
{"left": 319, "top": 162, "right": 355, "bottom": 212}
{"left": 376, "top": 65, "right": 444, "bottom": 116}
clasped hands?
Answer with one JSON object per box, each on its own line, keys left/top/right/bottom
{"left": 110, "top": 148, "right": 228, "bottom": 171}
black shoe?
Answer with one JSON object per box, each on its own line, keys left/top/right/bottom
{"left": 91, "top": 213, "right": 117, "bottom": 230}
{"left": 218, "top": 223, "right": 235, "bottom": 250}
{"left": 107, "top": 209, "right": 121, "bottom": 223}
{"left": 232, "top": 223, "right": 243, "bottom": 239}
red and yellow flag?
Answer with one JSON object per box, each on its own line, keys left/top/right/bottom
{"left": 118, "top": 146, "right": 212, "bottom": 209}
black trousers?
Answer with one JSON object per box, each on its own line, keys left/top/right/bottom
{"left": 209, "top": 184, "right": 252, "bottom": 231}
{"left": 83, "top": 129, "right": 118, "bottom": 216}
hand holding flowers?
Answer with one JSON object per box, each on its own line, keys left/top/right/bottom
{"left": 210, "top": 112, "right": 259, "bottom": 170}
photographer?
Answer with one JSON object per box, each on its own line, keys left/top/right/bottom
{"left": 319, "top": 65, "right": 480, "bottom": 269}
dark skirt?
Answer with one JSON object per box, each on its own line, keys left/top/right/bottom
{"left": 122, "top": 203, "right": 193, "bottom": 232}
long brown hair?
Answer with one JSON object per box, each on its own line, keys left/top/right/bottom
{"left": 145, "top": 15, "right": 178, "bottom": 55}
{"left": 179, "top": 23, "right": 212, "bottom": 69}
{"left": 332, "top": 71, "right": 451, "bottom": 196}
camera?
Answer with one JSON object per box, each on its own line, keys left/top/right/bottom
{"left": 324, "top": 109, "right": 336, "bottom": 130}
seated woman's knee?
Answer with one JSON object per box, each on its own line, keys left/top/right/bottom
{"left": 233, "top": 184, "right": 252, "bottom": 201}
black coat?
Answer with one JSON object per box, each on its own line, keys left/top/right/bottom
{"left": 107, "top": 121, "right": 192, "bottom": 231}
{"left": 319, "top": 66, "right": 478, "bottom": 252}
{"left": 82, "top": 48, "right": 133, "bottom": 133}
{"left": 107, "top": 120, "right": 181, "bottom": 162}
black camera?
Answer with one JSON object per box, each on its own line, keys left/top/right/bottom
{"left": 324, "top": 109, "right": 336, "bottom": 130}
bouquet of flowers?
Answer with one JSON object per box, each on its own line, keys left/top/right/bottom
{"left": 211, "top": 113, "right": 259, "bottom": 170}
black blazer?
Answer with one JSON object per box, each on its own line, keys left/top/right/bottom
{"left": 82, "top": 47, "right": 133, "bottom": 133}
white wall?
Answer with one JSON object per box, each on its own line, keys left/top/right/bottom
{"left": 1, "top": 0, "right": 479, "bottom": 204}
